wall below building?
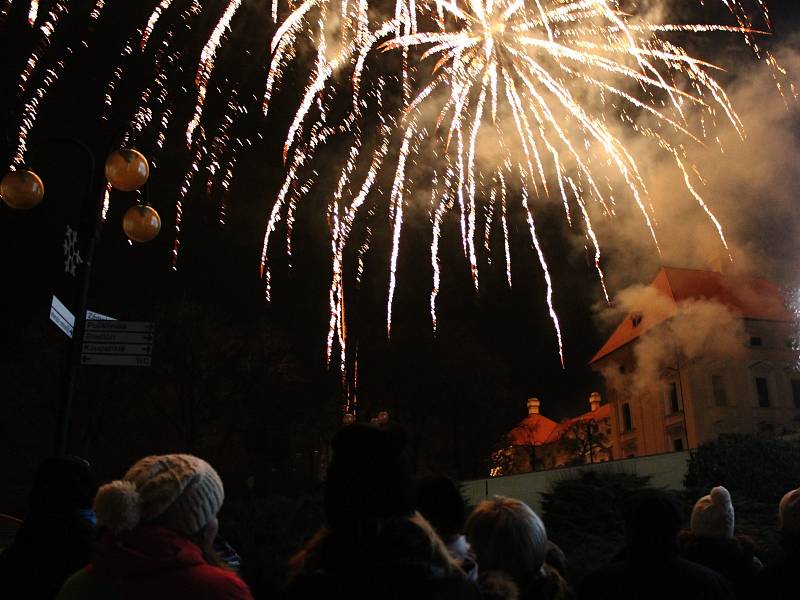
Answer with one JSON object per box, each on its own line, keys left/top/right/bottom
{"left": 462, "top": 450, "right": 690, "bottom": 514}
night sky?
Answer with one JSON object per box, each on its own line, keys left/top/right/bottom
{"left": 1, "top": 1, "right": 799, "bottom": 481}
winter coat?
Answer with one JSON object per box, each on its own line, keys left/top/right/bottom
{"left": 0, "top": 508, "right": 95, "bottom": 599}
{"left": 56, "top": 525, "right": 253, "bottom": 600}
{"left": 286, "top": 516, "right": 481, "bottom": 600}
{"left": 678, "top": 531, "right": 762, "bottom": 598}
{"left": 478, "top": 565, "right": 573, "bottom": 600}
{"left": 577, "top": 548, "right": 735, "bottom": 600}
{"left": 757, "top": 535, "right": 800, "bottom": 600}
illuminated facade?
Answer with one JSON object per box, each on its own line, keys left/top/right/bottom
{"left": 590, "top": 268, "right": 800, "bottom": 458}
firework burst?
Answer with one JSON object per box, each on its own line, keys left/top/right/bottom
{"left": 261, "top": 0, "right": 787, "bottom": 375}
{"left": 2, "top": 0, "right": 793, "bottom": 410}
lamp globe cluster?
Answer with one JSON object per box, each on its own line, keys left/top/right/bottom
{"left": 2, "top": 145, "right": 160, "bottom": 244}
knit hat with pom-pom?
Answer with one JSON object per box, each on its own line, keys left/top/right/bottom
{"left": 691, "top": 486, "right": 735, "bottom": 539}
{"left": 94, "top": 454, "right": 224, "bottom": 536}
{"left": 779, "top": 487, "right": 800, "bottom": 535}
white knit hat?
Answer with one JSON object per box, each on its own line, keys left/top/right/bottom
{"left": 94, "top": 454, "right": 224, "bottom": 535}
{"left": 779, "top": 487, "right": 800, "bottom": 535}
{"left": 690, "top": 486, "right": 734, "bottom": 539}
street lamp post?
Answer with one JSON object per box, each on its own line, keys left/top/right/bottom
{"left": 1, "top": 136, "right": 160, "bottom": 455}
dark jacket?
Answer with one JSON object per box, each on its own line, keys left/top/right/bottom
{"left": 577, "top": 548, "right": 735, "bottom": 600}
{"left": 678, "top": 531, "right": 762, "bottom": 598}
{"left": 478, "top": 565, "right": 572, "bottom": 600}
{"left": 286, "top": 516, "right": 481, "bottom": 600}
{"left": 57, "top": 525, "right": 253, "bottom": 600}
{"left": 757, "top": 534, "right": 800, "bottom": 600}
{"left": 0, "top": 508, "right": 95, "bottom": 599}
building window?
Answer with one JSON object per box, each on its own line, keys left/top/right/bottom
{"left": 792, "top": 380, "right": 800, "bottom": 409}
{"left": 755, "top": 377, "right": 770, "bottom": 407}
{"left": 712, "top": 375, "right": 727, "bottom": 407}
{"left": 666, "top": 381, "right": 681, "bottom": 414}
{"left": 750, "top": 336, "right": 763, "bottom": 347}
{"left": 622, "top": 403, "right": 633, "bottom": 432}
{"left": 673, "top": 438, "right": 685, "bottom": 451}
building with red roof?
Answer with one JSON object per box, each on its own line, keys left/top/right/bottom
{"left": 492, "top": 394, "right": 615, "bottom": 475}
{"left": 590, "top": 267, "right": 798, "bottom": 459}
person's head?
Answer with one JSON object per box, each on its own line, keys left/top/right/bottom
{"left": 623, "top": 489, "right": 682, "bottom": 553}
{"left": 691, "top": 486, "right": 734, "bottom": 539}
{"left": 93, "top": 454, "right": 224, "bottom": 548}
{"left": 465, "top": 496, "right": 548, "bottom": 590}
{"left": 779, "top": 486, "right": 800, "bottom": 540}
{"left": 416, "top": 475, "right": 466, "bottom": 542}
{"left": 28, "top": 456, "right": 94, "bottom": 513}
{"left": 324, "top": 423, "right": 415, "bottom": 527}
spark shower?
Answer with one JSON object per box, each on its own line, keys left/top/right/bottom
{"left": 2, "top": 0, "right": 792, "bottom": 408}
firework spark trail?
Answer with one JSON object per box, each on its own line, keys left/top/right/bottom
{"left": 173, "top": 130, "right": 206, "bottom": 268}
{"left": 101, "top": 182, "right": 112, "bottom": 222}
{"left": 386, "top": 120, "right": 418, "bottom": 338}
{"left": 568, "top": 176, "right": 608, "bottom": 301}
{"left": 216, "top": 138, "right": 244, "bottom": 225}
{"left": 102, "top": 37, "right": 136, "bottom": 120}
{"left": 17, "top": 0, "right": 67, "bottom": 94}
{"left": 27, "top": 0, "right": 36, "bottom": 25}
{"left": 10, "top": 57, "right": 68, "bottom": 167}
{"left": 326, "top": 98, "right": 393, "bottom": 362}
{"left": 142, "top": 0, "right": 174, "bottom": 50}
{"left": 430, "top": 166, "right": 455, "bottom": 331}
{"left": 186, "top": 0, "right": 243, "bottom": 147}
{"left": 499, "top": 170, "right": 511, "bottom": 287}
{"left": 521, "top": 183, "right": 564, "bottom": 366}
{"left": 1, "top": 0, "right": 13, "bottom": 23}
{"left": 205, "top": 91, "right": 238, "bottom": 197}
{"left": 89, "top": 0, "right": 105, "bottom": 22}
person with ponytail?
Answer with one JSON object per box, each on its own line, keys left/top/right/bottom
{"left": 57, "top": 454, "right": 253, "bottom": 600}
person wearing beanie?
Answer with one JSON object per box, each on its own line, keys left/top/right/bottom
{"left": 465, "top": 496, "right": 571, "bottom": 600}
{"left": 287, "top": 423, "right": 480, "bottom": 600}
{"left": 0, "top": 456, "right": 96, "bottom": 599}
{"left": 678, "top": 486, "right": 762, "bottom": 598}
{"left": 56, "top": 454, "right": 253, "bottom": 600}
{"left": 758, "top": 486, "right": 800, "bottom": 599}
{"left": 578, "top": 489, "right": 734, "bottom": 600}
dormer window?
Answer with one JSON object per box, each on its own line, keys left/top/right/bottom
{"left": 631, "top": 312, "right": 643, "bottom": 328}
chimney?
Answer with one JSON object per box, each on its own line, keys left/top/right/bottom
{"left": 589, "top": 392, "right": 601, "bottom": 412}
{"left": 527, "top": 398, "right": 541, "bottom": 415}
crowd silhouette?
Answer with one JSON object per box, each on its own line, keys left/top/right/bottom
{"left": 1, "top": 423, "right": 798, "bottom": 599}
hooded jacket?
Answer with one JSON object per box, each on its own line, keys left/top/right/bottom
{"left": 57, "top": 526, "right": 252, "bottom": 600}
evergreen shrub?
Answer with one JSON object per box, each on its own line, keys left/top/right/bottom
{"left": 684, "top": 433, "right": 800, "bottom": 503}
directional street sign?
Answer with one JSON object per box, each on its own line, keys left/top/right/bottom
{"left": 83, "top": 331, "right": 154, "bottom": 344}
{"left": 85, "top": 320, "right": 155, "bottom": 332}
{"left": 50, "top": 296, "right": 74, "bottom": 338}
{"left": 86, "top": 309, "right": 116, "bottom": 321}
{"left": 50, "top": 296, "right": 118, "bottom": 338}
{"left": 81, "top": 354, "right": 152, "bottom": 367}
{"left": 82, "top": 343, "right": 152, "bottom": 355}
{"left": 81, "top": 320, "right": 155, "bottom": 367}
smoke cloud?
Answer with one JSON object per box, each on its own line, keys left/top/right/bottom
{"left": 587, "top": 33, "right": 800, "bottom": 292}
{"left": 597, "top": 284, "right": 747, "bottom": 393}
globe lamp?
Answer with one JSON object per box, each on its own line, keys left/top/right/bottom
{"left": 0, "top": 169, "right": 45, "bottom": 210}
{"left": 105, "top": 148, "right": 149, "bottom": 192}
{"left": 122, "top": 204, "right": 161, "bottom": 243}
